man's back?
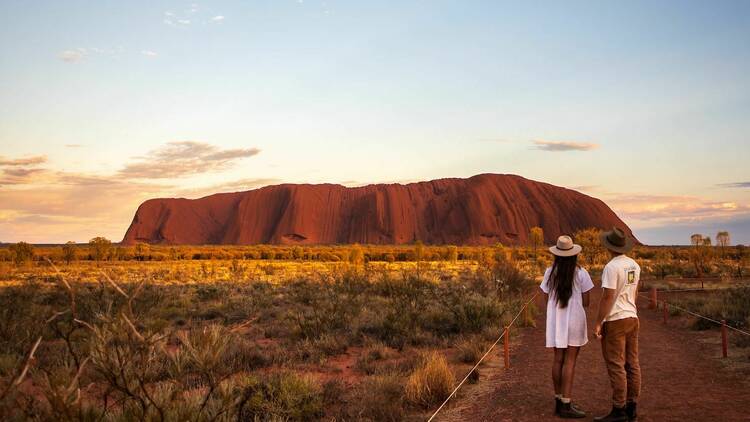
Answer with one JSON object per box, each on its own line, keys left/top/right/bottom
{"left": 601, "top": 254, "right": 640, "bottom": 322}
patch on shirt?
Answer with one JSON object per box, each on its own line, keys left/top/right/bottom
{"left": 627, "top": 270, "right": 636, "bottom": 284}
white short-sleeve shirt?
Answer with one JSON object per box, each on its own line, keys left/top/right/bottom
{"left": 540, "top": 266, "right": 595, "bottom": 348}
{"left": 601, "top": 254, "right": 641, "bottom": 322}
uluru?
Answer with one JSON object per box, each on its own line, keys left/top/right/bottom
{"left": 121, "top": 174, "right": 635, "bottom": 246}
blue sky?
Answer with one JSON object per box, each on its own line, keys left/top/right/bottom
{"left": 1, "top": 0, "right": 749, "bottom": 244}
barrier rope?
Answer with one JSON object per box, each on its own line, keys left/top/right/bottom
{"left": 427, "top": 291, "right": 540, "bottom": 422}
{"left": 637, "top": 292, "right": 750, "bottom": 337}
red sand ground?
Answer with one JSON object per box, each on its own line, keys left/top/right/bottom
{"left": 434, "top": 290, "right": 750, "bottom": 422}
{"left": 121, "top": 174, "right": 634, "bottom": 246}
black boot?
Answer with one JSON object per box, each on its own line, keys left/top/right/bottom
{"left": 593, "top": 406, "right": 628, "bottom": 422}
{"left": 555, "top": 398, "right": 562, "bottom": 415}
{"left": 625, "top": 402, "right": 637, "bottom": 421}
{"left": 558, "top": 401, "right": 586, "bottom": 419}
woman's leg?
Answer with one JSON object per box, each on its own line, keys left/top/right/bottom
{"left": 561, "top": 346, "right": 580, "bottom": 398}
{"left": 553, "top": 348, "right": 565, "bottom": 395}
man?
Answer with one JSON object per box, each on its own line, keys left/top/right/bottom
{"left": 593, "top": 227, "right": 641, "bottom": 422}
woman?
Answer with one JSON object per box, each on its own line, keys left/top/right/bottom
{"left": 540, "top": 235, "right": 594, "bottom": 419}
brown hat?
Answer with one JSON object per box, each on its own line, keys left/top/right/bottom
{"left": 600, "top": 227, "right": 633, "bottom": 254}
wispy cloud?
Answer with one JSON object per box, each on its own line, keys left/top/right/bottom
{"left": 0, "top": 155, "right": 47, "bottom": 166}
{"left": 118, "top": 141, "right": 261, "bottom": 179}
{"left": 58, "top": 49, "right": 87, "bottom": 63}
{"left": 64, "top": 144, "right": 82, "bottom": 148}
{"left": 717, "top": 182, "right": 750, "bottom": 188}
{"left": 532, "top": 140, "right": 599, "bottom": 152}
{"left": 604, "top": 193, "right": 750, "bottom": 228}
{"left": 0, "top": 168, "right": 47, "bottom": 186}
{"left": 141, "top": 50, "right": 158, "bottom": 57}
{"left": 164, "top": 3, "right": 223, "bottom": 27}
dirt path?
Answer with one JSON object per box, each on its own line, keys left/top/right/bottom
{"left": 436, "top": 290, "right": 750, "bottom": 421}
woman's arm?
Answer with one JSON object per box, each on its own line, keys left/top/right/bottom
{"left": 582, "top": 291, "right": 590, "bottom": 307}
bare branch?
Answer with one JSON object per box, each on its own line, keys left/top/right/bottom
{"left": 121, "top": 313, "right": 145, "bottom": 342}
{"left": 100, "top": 270, "right": 128, "bottom": 298}
{"left": 46, "top": 309, "right": 71, "bottom": 324}
{"left": 14, "top": 336, "right": 42, "bottom": 386}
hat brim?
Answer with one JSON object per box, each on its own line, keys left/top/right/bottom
{"left": 600, "top": 231, "right": 634, "bottom": 254}
{"left": 549, "top": 244, "right": 582, "bottom": 257}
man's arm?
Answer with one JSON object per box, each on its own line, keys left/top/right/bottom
{"left": 594, "top": 288, "right": 616, "bottom": 338}
{"left": 582, "top": 291, "right": 591, "bottom": 308}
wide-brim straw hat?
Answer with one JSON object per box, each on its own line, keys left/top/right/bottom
{"left": 600, "top": 226, "right": 634, "bottom": 254}
{"left": 549, "top": 235, "right": 582, "bottom": 257}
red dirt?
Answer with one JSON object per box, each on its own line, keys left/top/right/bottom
{"left": 435, "top": 289, "right": 750, "bottom": 422}
{"left": 122, "top": 174, "right": 634, "bottom": 246}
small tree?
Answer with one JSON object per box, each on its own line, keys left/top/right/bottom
{"left": 653, "top": 248, "right": 672, "bottom": 280}
{"left": 414, "top": 240, "right": 425, "bottom": 263}
{"left": 716, "top": 231, "right": 730, "bottom": 257}
{"left": 10, "top": 241, "right": 34, "bottom": 266}
{"left": 529, "top": 227, "right": 544, "bottom": 261}
{"left": 446, "top": 245, "right": 458, "bottom": 263}
{"left": 690, "top": 234, "right": 703, "bottom": 246}
{"left": 134, "top": 242, "right": 149, "bottom": 261}
{"left": 349, "top": 243, "right": 364, "bottom": 266}
{"left": 62, "top": 241, "right": 76, "bottom": 264}
{"left": 689, "top": 240, "right": 714, "bottom": 286}
{"left": 89, "top": 237, "right": 112, "bottom": 262}
{"left": 736, "top": 245, "right": 746, "bottom": 279}
{"left": 574, "top": 227, "right": 603, "bottom": 266}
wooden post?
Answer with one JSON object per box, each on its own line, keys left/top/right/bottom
{"left": 663, "top": 301, "right": 668, "bottom": 324}
{"left": 649, "top": 288, "right": 657, "bottom": 309}
{"left": 504, "top": 326, "right": 510, "bottom": 369}
{"left": 721, "top": 320, "right": 728, "bottom": 358}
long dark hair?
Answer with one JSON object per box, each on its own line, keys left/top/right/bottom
{"left": 549, "top": 254, "right": 578, "bottom": 308}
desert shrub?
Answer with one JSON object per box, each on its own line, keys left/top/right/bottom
{"left": 404, "top": 352, "right": 455, "bottom": 408}
{"left": 455, "top": 335, "right": 487, "bottom": 364}
{"left": 672, "top": 288, "right": 750, "bottom": 331}
{"left": 225, "top": 337, "right": 272, "bottom": 371}
{"left": 353, "top": 374, "right": 405, "bottom": 421}
{"left": 237, "top": 372, "right": 324, "bottom": 421}
{"left": 355, "top": 341, "right": 395, "bottom": 375}
{"left": 9, "top": 242, "right": 34, "bottom": 265}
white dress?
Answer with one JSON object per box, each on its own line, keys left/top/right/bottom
{"left": 540, "top": 267, "right": 594, "bottom": 348}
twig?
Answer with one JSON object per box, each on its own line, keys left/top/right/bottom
{"left": 100, "top": 271, "right": 129, "bottom": 299}
{"left": 46, "top": 309, "right": 71, "bottom": 324}
{"left": 121, "top": 313, "right": 145, "bottom": 342}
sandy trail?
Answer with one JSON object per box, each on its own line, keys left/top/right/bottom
{"left": 435, "top": 289, "right": 750, "bottom": 421}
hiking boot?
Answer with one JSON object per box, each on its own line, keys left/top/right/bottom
{"left": 555, "top": 398, "right": 562, "bottom": 415}
{"left": 625, "top": 402, "right": 637, "bottom": 421}
{"left": 558, "top": 402, "right": 586, "bottom": 419}
{"left": 593, "top": 406, "right": 628, "bottom": 422}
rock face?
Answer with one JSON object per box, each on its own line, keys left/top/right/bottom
{"left": 122, "top": 174, "right": 635, "bottom": 245}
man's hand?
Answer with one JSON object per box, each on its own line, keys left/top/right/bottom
{"left": 594, "top": 322, "right": 603, "bottom": 339}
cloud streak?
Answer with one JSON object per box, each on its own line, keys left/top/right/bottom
{"left": 0, "top": 155, "right": 47, "bottom": 166}
{"left": 532, "top": 140, "right": 599, "bottom": 152}
{"left": 604, "top": 193, "right": 750, "bottom": 228}
{"left": 717, "top": 182, "right": 750, "bottom": 188}
{"left": 118, "top": 141, "right": 260, "bottom": 179}
{"left": 58, "top": 49, "right": 87, "bottom": 63}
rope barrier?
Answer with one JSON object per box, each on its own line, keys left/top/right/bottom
{"left": 427, "top": 291, "right": 540, "bottom": 422}
{"left": 637, "top": 292, "right": 750, "bottom": 337}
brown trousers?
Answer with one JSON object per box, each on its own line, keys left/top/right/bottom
{"left": 601, "top": 317, "right": 641, "bottom": 407}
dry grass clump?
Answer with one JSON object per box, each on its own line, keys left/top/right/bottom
{"left": 354, "top": 374, "right": 406, "bottom": 421}
{"left": 404, "top": 352, "right": 455, "bottom": 408}
{"left": 455, "top": 335, "right": 488, "bottom": 364}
